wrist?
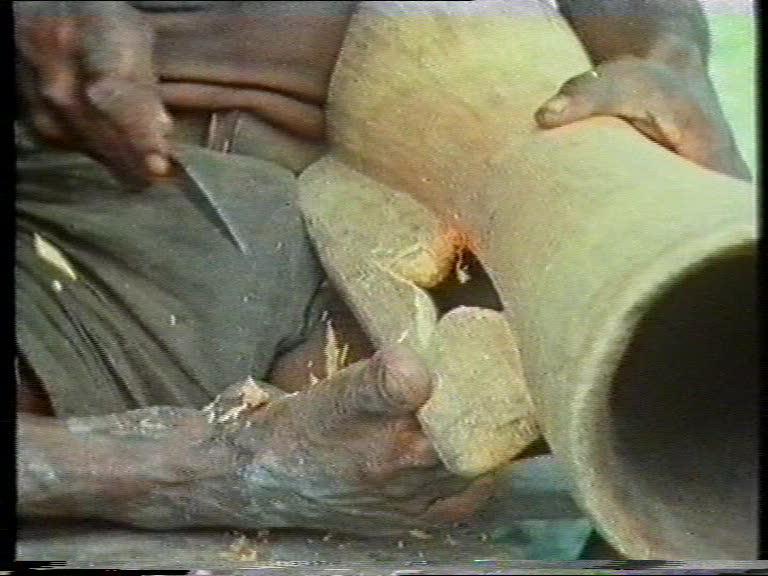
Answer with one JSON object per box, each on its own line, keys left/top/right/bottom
{"left": 18, "top": 414, "right": 142, "bottom": 520}
{"left": 646, "top": 34, "right": 708, "bottom": 75}
{"left": 17, "top": 408, "right": 237, "bottom": 524}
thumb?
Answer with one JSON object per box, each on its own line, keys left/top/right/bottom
{"left": 352, "top": 345, "right": 433, "bottom": 417}
{"left": 535, "top": 69, "right": 610, "bottom": 128}
{"left": 307, "top": 345, "right": 433, "bottom": 429}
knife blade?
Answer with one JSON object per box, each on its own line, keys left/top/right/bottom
{"left": 171, "top": 152, "right": 251, "bottom": 256}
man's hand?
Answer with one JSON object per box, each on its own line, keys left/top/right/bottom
{"left": 15, "top": 1, "right": 173, "bottom": 186}
{"left": 216, "top": 345, "right": 495, "bottom": 535}
{"left": 535, "top": 56, "right": 751, "bottom": 181}
{"left": 543, "top": 0, "right": 751, "bottom": 182}
{"left": 18, "top": 345, "right": 494, "bottom": 535}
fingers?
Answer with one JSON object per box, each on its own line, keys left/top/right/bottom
{"left": 535, "top": 60, "right": 752, "bottom": 182}
{"left": 17, "top": 66, "right": 71, "bottom": 145}
{"left": 535, "top": 69, "right": 610, "bottom": 129}
{"left": 535, "top": 61, "right": 681, "bottom": 149}
{"left": 75, "top": 3, "right": 173, "bottom": 178}
{"left": 22, "top": 17, "right": 80, "bottom": 112}
{"left": 15, "top": 1, "right": 173, "bottom": 185}
{"left": 16, "top": 12, "right": 81, "bottom": 141}
{"left": 85, "top": 78, "right": 174, "bottom": 175}
{"left": 422, "top": 474, "right": 497, "bottom": 525}
{"left": 77, "top": 4, "right": 172, "bottom": 181}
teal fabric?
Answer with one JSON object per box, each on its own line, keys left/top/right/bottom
{"left": 15, "top": 147, "right": 324, "bottom": 417}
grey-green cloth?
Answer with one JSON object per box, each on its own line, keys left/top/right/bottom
{"left": 15, "top": 146, "right": 324, "bottom": 417}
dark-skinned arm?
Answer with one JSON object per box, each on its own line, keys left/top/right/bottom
{"left": 557, "top": 0, "right": 711, "bottom": 69}
{"left": 537, "top": 0, "right": 751, "bottom": 181}
{"left": 17, "top": 346, "right": 491, "bottom": 534}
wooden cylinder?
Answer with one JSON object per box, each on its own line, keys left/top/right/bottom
{"left": 321, "top": 0, "right": 757, "bottom": 559}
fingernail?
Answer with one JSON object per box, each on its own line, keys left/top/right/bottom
{"left": 145, "top": 153, "right": 170, "bottom": 176}
{"left": 544, "top": 95, "right": 569, "bottom": 115}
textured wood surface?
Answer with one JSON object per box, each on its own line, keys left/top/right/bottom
{"left": 299, "top": 157, "right": 539, "bottom": 476}
{"left": 302, "top": 0, "right": 756, "bottom": 558}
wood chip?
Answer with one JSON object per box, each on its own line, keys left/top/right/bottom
{"left": 455, "top": 250, "right": 471, "bottom": 284}
{"left": 34, "top": 233, "right": 78, "bottom": 280}
{"left": 324, "top": 320, "right": 346, "bottom": 378}
{"left": 240, "top": 377, "right": 270, "bottom": 408}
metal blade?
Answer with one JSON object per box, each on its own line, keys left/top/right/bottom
{"left": 172, "top": 153, "right": 251, "bottom": 255}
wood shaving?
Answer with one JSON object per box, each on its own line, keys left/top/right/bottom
{"left": 138, "top": 418, "right": 168, "bottom": 432}
{"left": 240, "top": 377, "right": 270, "bottom": 408}
{"left": 34, "top": 233, "right": 78, "bottom": 280}
{"left": 202, "top": 397, "right": 220, "bottom": 423}
{"left": 217, "top": 402, "right": 248, "bottom": 423}
{"left": 323, "top": 319, "right": 349, "bottom": 379}
{"left": 455, "top": 250, "right": 471, "bottom": 284}
{"left": 215, "top": 377, "right": 270, "bottom": 423}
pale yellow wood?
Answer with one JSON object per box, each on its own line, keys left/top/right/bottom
{"left": 298, "top": 157, "right": 539, "bottom": 476}
{"left": 303, "top": 0, "right": 757, "bottom": 558}
{"left": 298, "top": 156, "right": 451, "bottom": 352}
{"left": 421, "top": 307, "right": 538, "bottom": 477}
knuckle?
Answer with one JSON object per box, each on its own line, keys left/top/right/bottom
{"left": 40, "top": 83, "right": 76, "bottom": 110}
{"left": 560, "top": 71, "right": 598, "bottom": 95}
